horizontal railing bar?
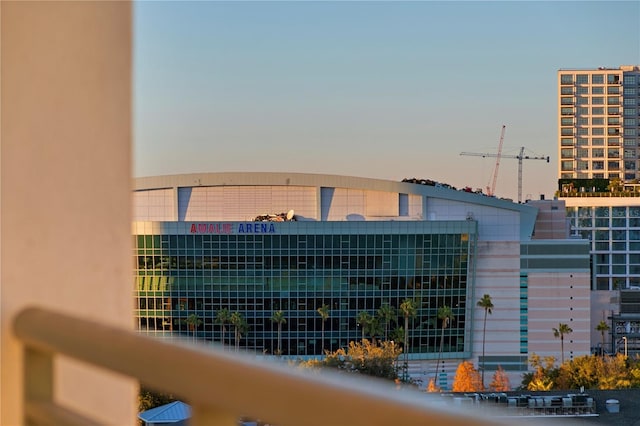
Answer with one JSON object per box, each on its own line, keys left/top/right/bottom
{"left": 14, "top": 307, "right": 526, "bottom": 426}
{"left": 25, "top": 401, "right": 102, "bottom": 426}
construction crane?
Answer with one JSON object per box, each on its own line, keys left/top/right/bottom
{"left": 488, "top": 125, "right": 506, "bottom": 197}
{"left": 460, "top": 146, "right": 550, "bottom": 203}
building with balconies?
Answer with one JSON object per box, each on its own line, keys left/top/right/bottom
{"left": 557, "top": 65, "right": 640, "bottom": 357}
{"left": 558, "top": 66, "right": 640, "bottom": 182}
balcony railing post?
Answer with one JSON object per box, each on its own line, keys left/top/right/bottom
{"left": 24, "top": 347, "right": 53, "bottom": 425}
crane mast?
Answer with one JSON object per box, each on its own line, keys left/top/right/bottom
{"left": 516, "top": 147, "right": 526, "bottom": 205}
{"left": 488, "top": 125, "right": 506, "bottom": 196}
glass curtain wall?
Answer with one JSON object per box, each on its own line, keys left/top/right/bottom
{"left": 567, "top": 205, "right": 640, "bottom": 290}
{"left": 135, "top": 223, "right": 476, "bottom": 359}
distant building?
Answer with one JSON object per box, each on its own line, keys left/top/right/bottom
{"left": 557, "top": 65, "right": 640, "bottom": 181}
{"left": 133, "top": 172, "right": 590, "bottom": 388}
{"left": 557, "top": 64, "right": 640, "bottom": 357}
{"left": 611, "top": 289, "right": 640, "bottom": 356}
{"left": 558, "top": 194, "right": 640, "bottom": 357}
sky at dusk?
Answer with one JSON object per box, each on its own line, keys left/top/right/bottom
{"left": 134, "top": 1, "right": 640, "bottom": 202}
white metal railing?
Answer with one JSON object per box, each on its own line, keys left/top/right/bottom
{"left": 14, "top": 306, "right": 532, "bottom": 426}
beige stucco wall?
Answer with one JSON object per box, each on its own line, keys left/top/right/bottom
{"left": 1, "top": 1, "right": 136, "bottom": 424}
{"left": 528, "top": 199, "right": 570, "bottom": 239}
{"left": 473, "top": 240, "right": 523, "bottom": 357}
{"left": 527, "top": 272, "right": 592, "bottom": 362}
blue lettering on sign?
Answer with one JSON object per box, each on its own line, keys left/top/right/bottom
{"left": 237, "top": 223, "right": 276, "bottom": 233}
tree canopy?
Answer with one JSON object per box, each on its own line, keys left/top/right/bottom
{"left": 489, "top": 366, "right": 511, "bottom": 392}
{"left": 520, "top": 352, "right": 640, "bottom": 391}
{"left": 452, "top": 361, "right": 483, "bottom": 392}
{"left": 300, "top": 339, "right": 401, "bottom": 381}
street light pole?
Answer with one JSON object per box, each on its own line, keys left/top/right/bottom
{"left": 623, "top": 336, "right": 628, "bottom": 357}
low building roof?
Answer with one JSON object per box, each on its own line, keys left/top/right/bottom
{"left": 138, "top": 400, "right": 191, "bottom": 424}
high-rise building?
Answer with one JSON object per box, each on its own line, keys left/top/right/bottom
{"left": 558, "top": 65, "right": 640, "bottom": 181}
{"left": 557, "top": 65, "right": 640, "bottom": 356}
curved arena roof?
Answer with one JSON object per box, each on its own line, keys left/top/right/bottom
{"left": 134, "top": 172, "right": 538, "bottom": 239}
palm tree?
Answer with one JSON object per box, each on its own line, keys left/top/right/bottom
{"left": 271, "top": 310, "right": 287, "bottom": 356}
{"left": 230, "top": 311, "right": 248, "bottom": 352}
{"left": 215, "top": 308, "right": 230, "bottom": 348}
{"left": 364, "top": 316, "right": 383, "bottom": 345}
{"left": 356, "top": 311, "right": 373, "bottom": 341}
{"left": 183, "top": 313, "right": 202, "bottom": 341}
{"left": 390, "top": 326, "right": 405, "bottom": 378}
{"left": 377, "top": 303, "right": 397, "bottom": 341}
{"left": 399, "top": 298, "right": 417, "bottom": 379}
{"left": 477, "top": 294, "right": 494, "bottom": 387}
{"left": 390, "top": 326, "right": 405, "bottom": 345}
{"left": 238, "top": 320, "right": 249, "bottom": 352}
{"left": 596, "top": 320, "right": 610, "bottom": 356}
{"left": 316, "top": 304, "right": 330, "bottom": 354}
{"left": 434, "top": 305, "right": 453, "bottom": 382}
{"left": 608, "top": 177, "right": 623, "bottom": 193}
{"left": 553, "top": 323, "right": 573, "bottom": 364}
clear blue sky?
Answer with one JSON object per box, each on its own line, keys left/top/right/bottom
{"left": 134, "top": 1, "right": 640, "bottom": 201}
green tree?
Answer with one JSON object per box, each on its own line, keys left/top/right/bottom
{"left": 555, "top": 353, "right": 635, "bottom": 390}
{"left": 215, "top": 308, "right": 230, "bottom": 348}
{"left": 364, "top": 316, "right": 383, "bottom": 345}
{"left": 183, "top": 313, "right": 202, "bottom": 341}
{"left": 230, "top": 311, "right": 248, "bottom": 352}
{"left": 596, "top": 320, "right": 610, "bottom": 356}
{"left": 377, "top": 303, "right": 396, "bottom": 341}
{"left": 316, "top": 304, "right": 330, "bottom": 354}
{"left": 357, "top": 311, "right": 373, "bottom": 341}
{"left": 434, "top": 305, "right": 453, "bottom": 382}
{"left": 553, "top": 323, "right": 573, "bottom": 364}
{"left": 523, "top": 353, "right": 558, "bottom": 391}
{"left": 608, "top": 177, "right": 623, "bottom": 193}
{"left": 598, "top": 354, "right": 632, "bottom": 389}
{"left": 300, "top": 340, "right": 401, "bottom": 381}
{"left": 630, "top": 357, "right": 640, "bottom": 387}
{"left": 399, "top": 298, "right": 418, "bottom": 379}
{"left": 477, "top": 293, "right": 494, "bottom": 387}
{"left": 389, "top": 326, "right": 405, "bottom": 377}
{"left": 555, "top": 354, "right": 601, "bottom": 390}
{"left": 390, "top": 326, "right": 404, "bottom": 345}
{"left": 271, "top": 310, "right": 287, "bottom": 355}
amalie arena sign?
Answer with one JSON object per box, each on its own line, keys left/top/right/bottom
{"left": 189, "top": 222, "right": 277, "bottom": 234}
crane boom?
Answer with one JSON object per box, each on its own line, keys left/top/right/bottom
{"left": 488, "top": 125, "right": 506, "bottom": 197}
{"left": 460, "top": 147, "right": 549, "bottom": 203}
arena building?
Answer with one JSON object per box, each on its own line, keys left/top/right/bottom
{"left": 133, "top": 172, "right": 590, "bottom": 388}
